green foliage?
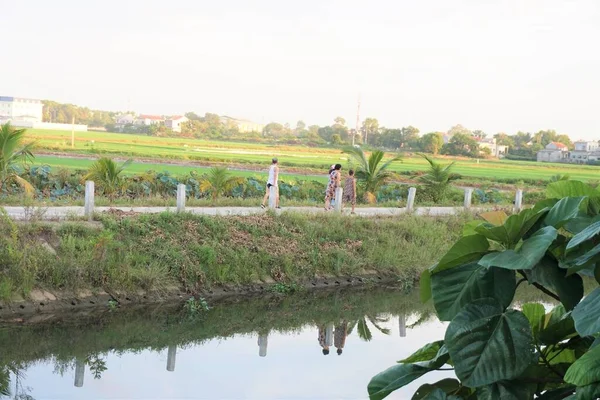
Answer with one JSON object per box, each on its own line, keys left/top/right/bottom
{"left": 199, "top": 167, "right": 244, "bottom": 201}
{"left": 417, "top": 154, "right": 460, "bottom": 202}
{"left": 84, "top": 157, "right": 132, "bottom": 200}
{"left": 269, "top": 282, "right": 302, "bottom": 294}
{"left": 369, "top": 180, "right": 600, "bottom": 399}
{"left": 344, "top": 147, "right": 401, "bottom": 202}
{"left": 183, "top": 296, "right": 210, "bottom": 315}
{"left": 0, "top": 123, "right": 35, "bottom": 196}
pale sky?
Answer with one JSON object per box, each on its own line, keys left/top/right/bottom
{"left": 2, "top": 0, "right": 599, "bottom": 139}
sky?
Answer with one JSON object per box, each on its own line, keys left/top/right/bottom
{"left": 2, "top": 0, "right": 599, "bottom": 139}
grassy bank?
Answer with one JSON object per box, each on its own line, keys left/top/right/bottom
{"left": 0, "top": 211, "right": 470, "bottom": 301}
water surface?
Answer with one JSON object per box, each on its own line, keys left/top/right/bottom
{"left": 0, "top": 286, "right": 549, "bottom": 399}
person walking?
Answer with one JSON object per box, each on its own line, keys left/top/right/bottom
{"left": 343, "top": 169, "right": 357, "bottom": 214}
{"left": 324, "top": 164, "right": 342, "bottom": 210}
{"left": 261, "top": 158, "right": 280, "bottom": 209}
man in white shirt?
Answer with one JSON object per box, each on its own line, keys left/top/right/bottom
{"left": 261, "top": 158, "right": 280, "bottom": 209}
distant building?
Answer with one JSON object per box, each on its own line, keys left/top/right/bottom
{"left": 165, "top": 115, "right": 188, "bottom": 133}
{"left": 0, "top": 96, "right": 43, "bottom": 123}
{"left": 568, "top": 140, "right": 600, "bottom": 164}
{"left": 477, "top": 138, "right": 508, "bottom": 158}
{"left": 537, "top": 142, "right": 569, "bottom": 162}
{"left": 220, "top": 116, "right": 264, "bottom": 133}
{"left": 135, "top": 115, "right": 164, "bottom": 126}
{"left": 116, "top": 114, "right": 136, "bottom": 125}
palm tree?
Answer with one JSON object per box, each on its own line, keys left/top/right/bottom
{"left": 344, "top": 147, "right": 401, "bottom": 203}
{"left": 199, "top": 167, "right": 244, "bottom": 202}
{"left": 347, "top": 315, "right": 391, "bottom": 341}
{"left": 0, "top": 123, "right": 35, "bottom": 197}
{"left": 84, "top": 158, "right": 132, "bottom": 201}
{"left": 418, "top": 153, "right": 460, "bottom": 203}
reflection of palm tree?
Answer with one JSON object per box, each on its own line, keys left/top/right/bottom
{"left": 347, "top": 315, "right": 391, "bottom": 342}
{"left": 0, "top": 366, "right": 9, "bottom": 397}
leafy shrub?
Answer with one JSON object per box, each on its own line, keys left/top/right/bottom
{"left": 368, "top": 180, "right": 600, "bottom": 399}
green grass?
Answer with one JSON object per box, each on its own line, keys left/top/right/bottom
{"left": 25, "top": 128, "right": 600, "bottom": 184}
{"left": 32, "top": 154, "right": 324, "bottom": 182}
{"left": 0, "top": 211, "right": 471, "bottom": 301}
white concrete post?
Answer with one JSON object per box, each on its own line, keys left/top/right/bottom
{"left": 514, "top": 189, "right": 523, "bottom": 212}
{"left": 167, "top": 344, "right": 177, "bottom": 372}
{"left": 84, "top": 181, "right": 94, "bottom": 220}
{"left": 399, "top": 314, "right": 406, "bottom": 338}
{"left": 176, "top": 184, "right": 186, "bottom": 212}
{"left": 334, "top": 187, "right": 343, "bottom": 212}
{"left": 464, "top": 188, "right": 473, "bottom": 210}
{"left": 268, "top": 185, "right": 277, "bottom": 209}
{"left": 258, "top": 334, "right": 268, "bottom": 357}
{"left": 406, "top": 187, "right": 416, "bottom": 212}
{"left": 74, "top": 359, "right": 85, "bottom": 387}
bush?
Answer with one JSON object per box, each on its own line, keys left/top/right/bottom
{"left": 368, "top": 180, "right": 600, "bottom": 399}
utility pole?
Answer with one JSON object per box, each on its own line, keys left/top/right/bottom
{"left": 354, "top": 94, "right": 361, "bottom": 146}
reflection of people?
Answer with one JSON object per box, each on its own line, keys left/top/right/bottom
{"left": 318, "top": 323, "right": 334, "bottom": 355}
{"left": 343, "top": 170, "right": 357, "bottom": 214}
{"left": 334, "top": 321, "right": 348, "bottom": 355}
{"left": 325, "top": 164, "right": 342, "bottom": 210}
{"left": 261, "top": 158, "right": 280, "bottom": 209}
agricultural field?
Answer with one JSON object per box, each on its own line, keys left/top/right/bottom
{"left": 24, "top": 128, "right": 600, "bottom": 183}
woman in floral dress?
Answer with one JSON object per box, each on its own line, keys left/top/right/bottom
{"left": 324, "top": 164, "right": 342, "bottom": 210}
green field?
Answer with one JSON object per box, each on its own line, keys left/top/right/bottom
{"left": 25, "top": 128, "right": 600, "bottom": 183}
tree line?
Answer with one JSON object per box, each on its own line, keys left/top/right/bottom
{"left": 41, "top": 101, "right": 577, "bottom": 159}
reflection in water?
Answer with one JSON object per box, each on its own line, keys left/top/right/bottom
{"left": 257, "top": 334, "right": 268, "bottom": 357}
{"left": 74, "top": 359, "right": 84, "bottom": 388}
{"left": 0, "top": 285, "right": 552, "bottom": 399}
{"left": 399, "top": 314, "right": 406, "bottom": 337}
{"left": 166, "top": 345, "right": 177, "bottom": 372}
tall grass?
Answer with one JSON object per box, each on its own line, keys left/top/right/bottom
{"left": 0, "top": 212, "right": 471, "bottom": 301}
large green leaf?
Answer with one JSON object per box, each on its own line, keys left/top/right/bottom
{"left": 368, "top": 346, "right": 449, "bottom": 400}
{"left": 576, "top": 383, "right": 600, "bottom": 400}
{"left": 431, "top": 234, "right": 489, "bottom": 274}
{"left": 539, "top": 309, "right": 576, "bottom": 345}
{"left": 564, "top": 214, "right": 600, "bottom": 235}
{"left": 564, "top": 344, "right": 600, "bottom": 386}
{"left": 475, "top": 381, "right": 536, "bottom": 400}
{"left": 419, "top": 388, "right": 462, "bottom": 400}
{"left": 566, "top": 220, "right": 600, "bottom": 254}
{"left": 528, "top": 257, "right": 584, "bottom": 311}
{"left": 572, "top": 287, "right": 600, "bottom": 336}
{"left": 547, "top": 180, "right": 598, "bottom": 199}
{"left": 479, "top": 226, "right": 558, "bottom": 270}
{"left": 462, "top": 220, "right": 486, "bottom": 237}
{"left": 412, "top": 379, "right": 465, "bottom": 400}
{"left": 431, "top": 263, "right": 515, "bottom": 321}
{"left": 475, "top": 208, "right": 548, "bottom": 247}
{"left": 522, "top": 303, "right": 545, "bottom": 340}
{"left": 544, "top": 197, "right": 587, "bottom": 228}
{"left": 445, "top": 298, "right": 535, "bottom": 387}
{"left": 399, "top": 341, "right": 443, "bottom": 363}
{"left": 561, "top": 243, "right": 600, "bottom": 276}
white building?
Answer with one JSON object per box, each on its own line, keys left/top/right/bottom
{"left": 537, "top": 142, "right": 569, "bottom": 162}
{"left": 116, "top": 114, "right": 136, "bottom": 125}
{"left": 478, "top": 138, "right": 508, "bottom": 158}
{"left": 568, "top": 140, "right": 600, "bottom": 164}
{"left": 0, "top": 96, "right": 43, "bottom": 123}
{"left": 165, "top": 115, "right": 188, "bottom": 133}
{"left": 220, "top": 116, "right": 265, "bottom": 133}
{"left": 135, "top": 114, "right": 164, "bottom": 126}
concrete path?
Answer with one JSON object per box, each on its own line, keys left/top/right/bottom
{"left": 1, "top": 205, "right": 492, "bottom": 220}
